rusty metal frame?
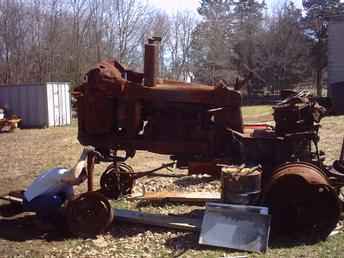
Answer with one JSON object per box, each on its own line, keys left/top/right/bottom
{"left": 72, "top": 37, "right": 344, "bottom": 240}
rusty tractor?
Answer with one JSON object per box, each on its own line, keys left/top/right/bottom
{"left": 69, "top": 37, "right": 344, "bottom": 239}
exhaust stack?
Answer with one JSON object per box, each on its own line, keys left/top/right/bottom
{"left": 144, "top": 37, "right": 161, "bottom": 87}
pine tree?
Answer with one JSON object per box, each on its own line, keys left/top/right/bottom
{"left": 191, "top": 0, "right": 236, "bottom": 84}
{"left": 231, "top": 0, "right": 265, "bottom": 95}
{"left": 191, "top": 0, "right": 265, "bottom": 93}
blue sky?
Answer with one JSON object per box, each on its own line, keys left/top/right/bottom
{"left": 147, "top": 0, "right": 303, "bottom": 14}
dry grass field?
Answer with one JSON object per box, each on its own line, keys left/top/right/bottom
{"left": 0, "top": 110, "right": 344, "bottom": 258}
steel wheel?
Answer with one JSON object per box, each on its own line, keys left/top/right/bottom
{"left": 264, "top": 163, "right": 341, "bottom": 240}
{"left": 66, "top": 192, "right": 114, "bottom": 237}
{"left": 100, "top": 163, "right": 135, "bottom": 199}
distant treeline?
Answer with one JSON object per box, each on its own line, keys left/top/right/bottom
{"left": 0, "top": 0, "right": 343, "bottom": 95}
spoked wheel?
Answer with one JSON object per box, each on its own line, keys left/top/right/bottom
{"left": 100, "top": 163, "right": 135, "bottom": 199}
{"left": 66, "top": 192, "right": 114, "bottom": 238}
{"left": 264, "top": 163, "right": 341, "bottom": 240}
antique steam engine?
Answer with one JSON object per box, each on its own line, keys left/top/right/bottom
{"left": 72, "top": 38, "right": 344, "bottom": 239}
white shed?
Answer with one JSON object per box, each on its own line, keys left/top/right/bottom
{"left": 0, "top": 82, "right": 71, "bottom": 128}
{"left": 328, "top": 15, "right": 344, "bottom": 114}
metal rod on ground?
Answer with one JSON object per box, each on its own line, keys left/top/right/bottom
{"left": 134, "top": 162, "right": 176, "bottom": 179}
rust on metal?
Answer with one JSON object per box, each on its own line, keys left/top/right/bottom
{"left": 221, "top": 166, "right": 262, "bottom": 205}
{"left": 100, "top": 162, "right": 175, "bottom": 199}
{"left": 100, "top": 162, "right": 135, "bottom": 199}
{"left": 66, "top": 191, "right": 114, "bottom": 237}
{"left": 273, "top": 90, "right": 326, "bottom": 136}
{"left": 87, "top": 152, "right": 96, "bottom": 192}
{"left": 72, "top": 36, "right": 344, "bottom": 240}
{"left": 144, "top": 43, "right": 157, "bottom": 87}
{"left": 148, "top": 37, "right": 162, "bottom": 82}
{"left": 263, "top": 163, "right": 341, "bottom": 239}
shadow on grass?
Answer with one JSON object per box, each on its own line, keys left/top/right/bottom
{"left": 0, "top": 202, "right": 24, "bottom": 217}
{"left": 0, "top": 203, "right": 72, "bottom": 242}
{"left": 146, "top": 173, "right": 185, "bottom": 178}
{"left": 164, "top": 232, "right": 201, "bottom": 257}
{"left": 269, "top": 232, "right": 328, "bottom": 249}
{"left": 163, "top": 231, "right": 325, "bottom": 257}
{"left": 0, "top": 214, "right": 71, "bottom": 242}
{"left": 164, "top": 232, "right": 248, "bottom": 257}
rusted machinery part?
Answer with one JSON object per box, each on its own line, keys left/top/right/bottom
{"left": 100, "top": 163, "right": 135, "bottom": 199}
{"left": 269, "top": 161, "right": 328, "bottom": 179}
{"left": 333, "top": 160, "right": 344, "bottom": 174}
{"left": 66, "top": 192, "right": 114, "bottom": 238}
{"left": 263, "top": 162, "right": 341, "bottom": 240}
{"left": 87, "top": 152, "right": 97, "bottom": 192}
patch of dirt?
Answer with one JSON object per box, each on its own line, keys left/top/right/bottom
{"left": 0, "top": 116, "right": 343, "bottom": 258}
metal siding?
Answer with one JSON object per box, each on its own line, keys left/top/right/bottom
{"left": 65, "top": 84, "right": 71, "bottom": 125}
{"left": 19, "top": 87, "right": 28, "bottom": 125}
{"left": 328, "top": 19, "right": 344, "bottom": 85}
{"left": 58, "top": 85, "right": 64, "bottom": 126}
{"left": 0, "top": 84, "right": 47, "bottom": 127}
{"left": 61, "top": 84, "right": 66, "bottom": 125}
{"left": 52, "top": 83, "right": 56, "bottom": 126}
{"left": 56, "top": 83, "right": 61, "bottom": 126}
{"left": 46, "top": 83, "right": 54, "bottom": 127}
{"left": 54, "top": 83, "right": 59, "bottom": 126}
{"left": 46, "top": 82, "right": 71, "bottom": 127}
{"left": 36, "top": 85, "right": 47, "bottom": 127}
{"left": 329, "top": 17, "right": 344, "bottom": 114}
{"left": 42, "top": 84, "right": 49, "bottom": 127}
{"left": 27, "top": 86, "right": 35, "bottom": 126}
{"left": 65, "top": 84, "right": 68, "bottom": 124}
{"left": 0, "top": 83, "right": 70, "bottom": 127}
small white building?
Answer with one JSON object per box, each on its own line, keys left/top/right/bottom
{"left": 328, "top": 15, "right": 344, "bottom": 114}
{"left": 0, "top": 82, "right": 71, "bottom": 128}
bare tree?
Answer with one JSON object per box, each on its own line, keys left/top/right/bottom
{"left": 0, "top": 0, "right": 28, "bottom": 83}
{"left": 166, "top": 11, "right": 198, "bottom": 81}
{"left": 103, "top": 0, "right": 151, "bottom": 67}
{"left": 146, "top": 11, "right": 171, "bottom": 77}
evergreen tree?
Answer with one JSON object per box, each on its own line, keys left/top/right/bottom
{"left": 191, "top": 0, "right": 236, "bottom": 85}
{"left": 191, "top": 0, "right": 265, "bottom": 94}
{"left": 256, "top": 2, "right": 311, "bottom": 91}
{"left": 231, "top": 0, "right": 265, "bottom": 95}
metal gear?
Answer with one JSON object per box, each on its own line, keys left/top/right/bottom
{"left": 100, "top": 163, "right": 135, "bottom": 199}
